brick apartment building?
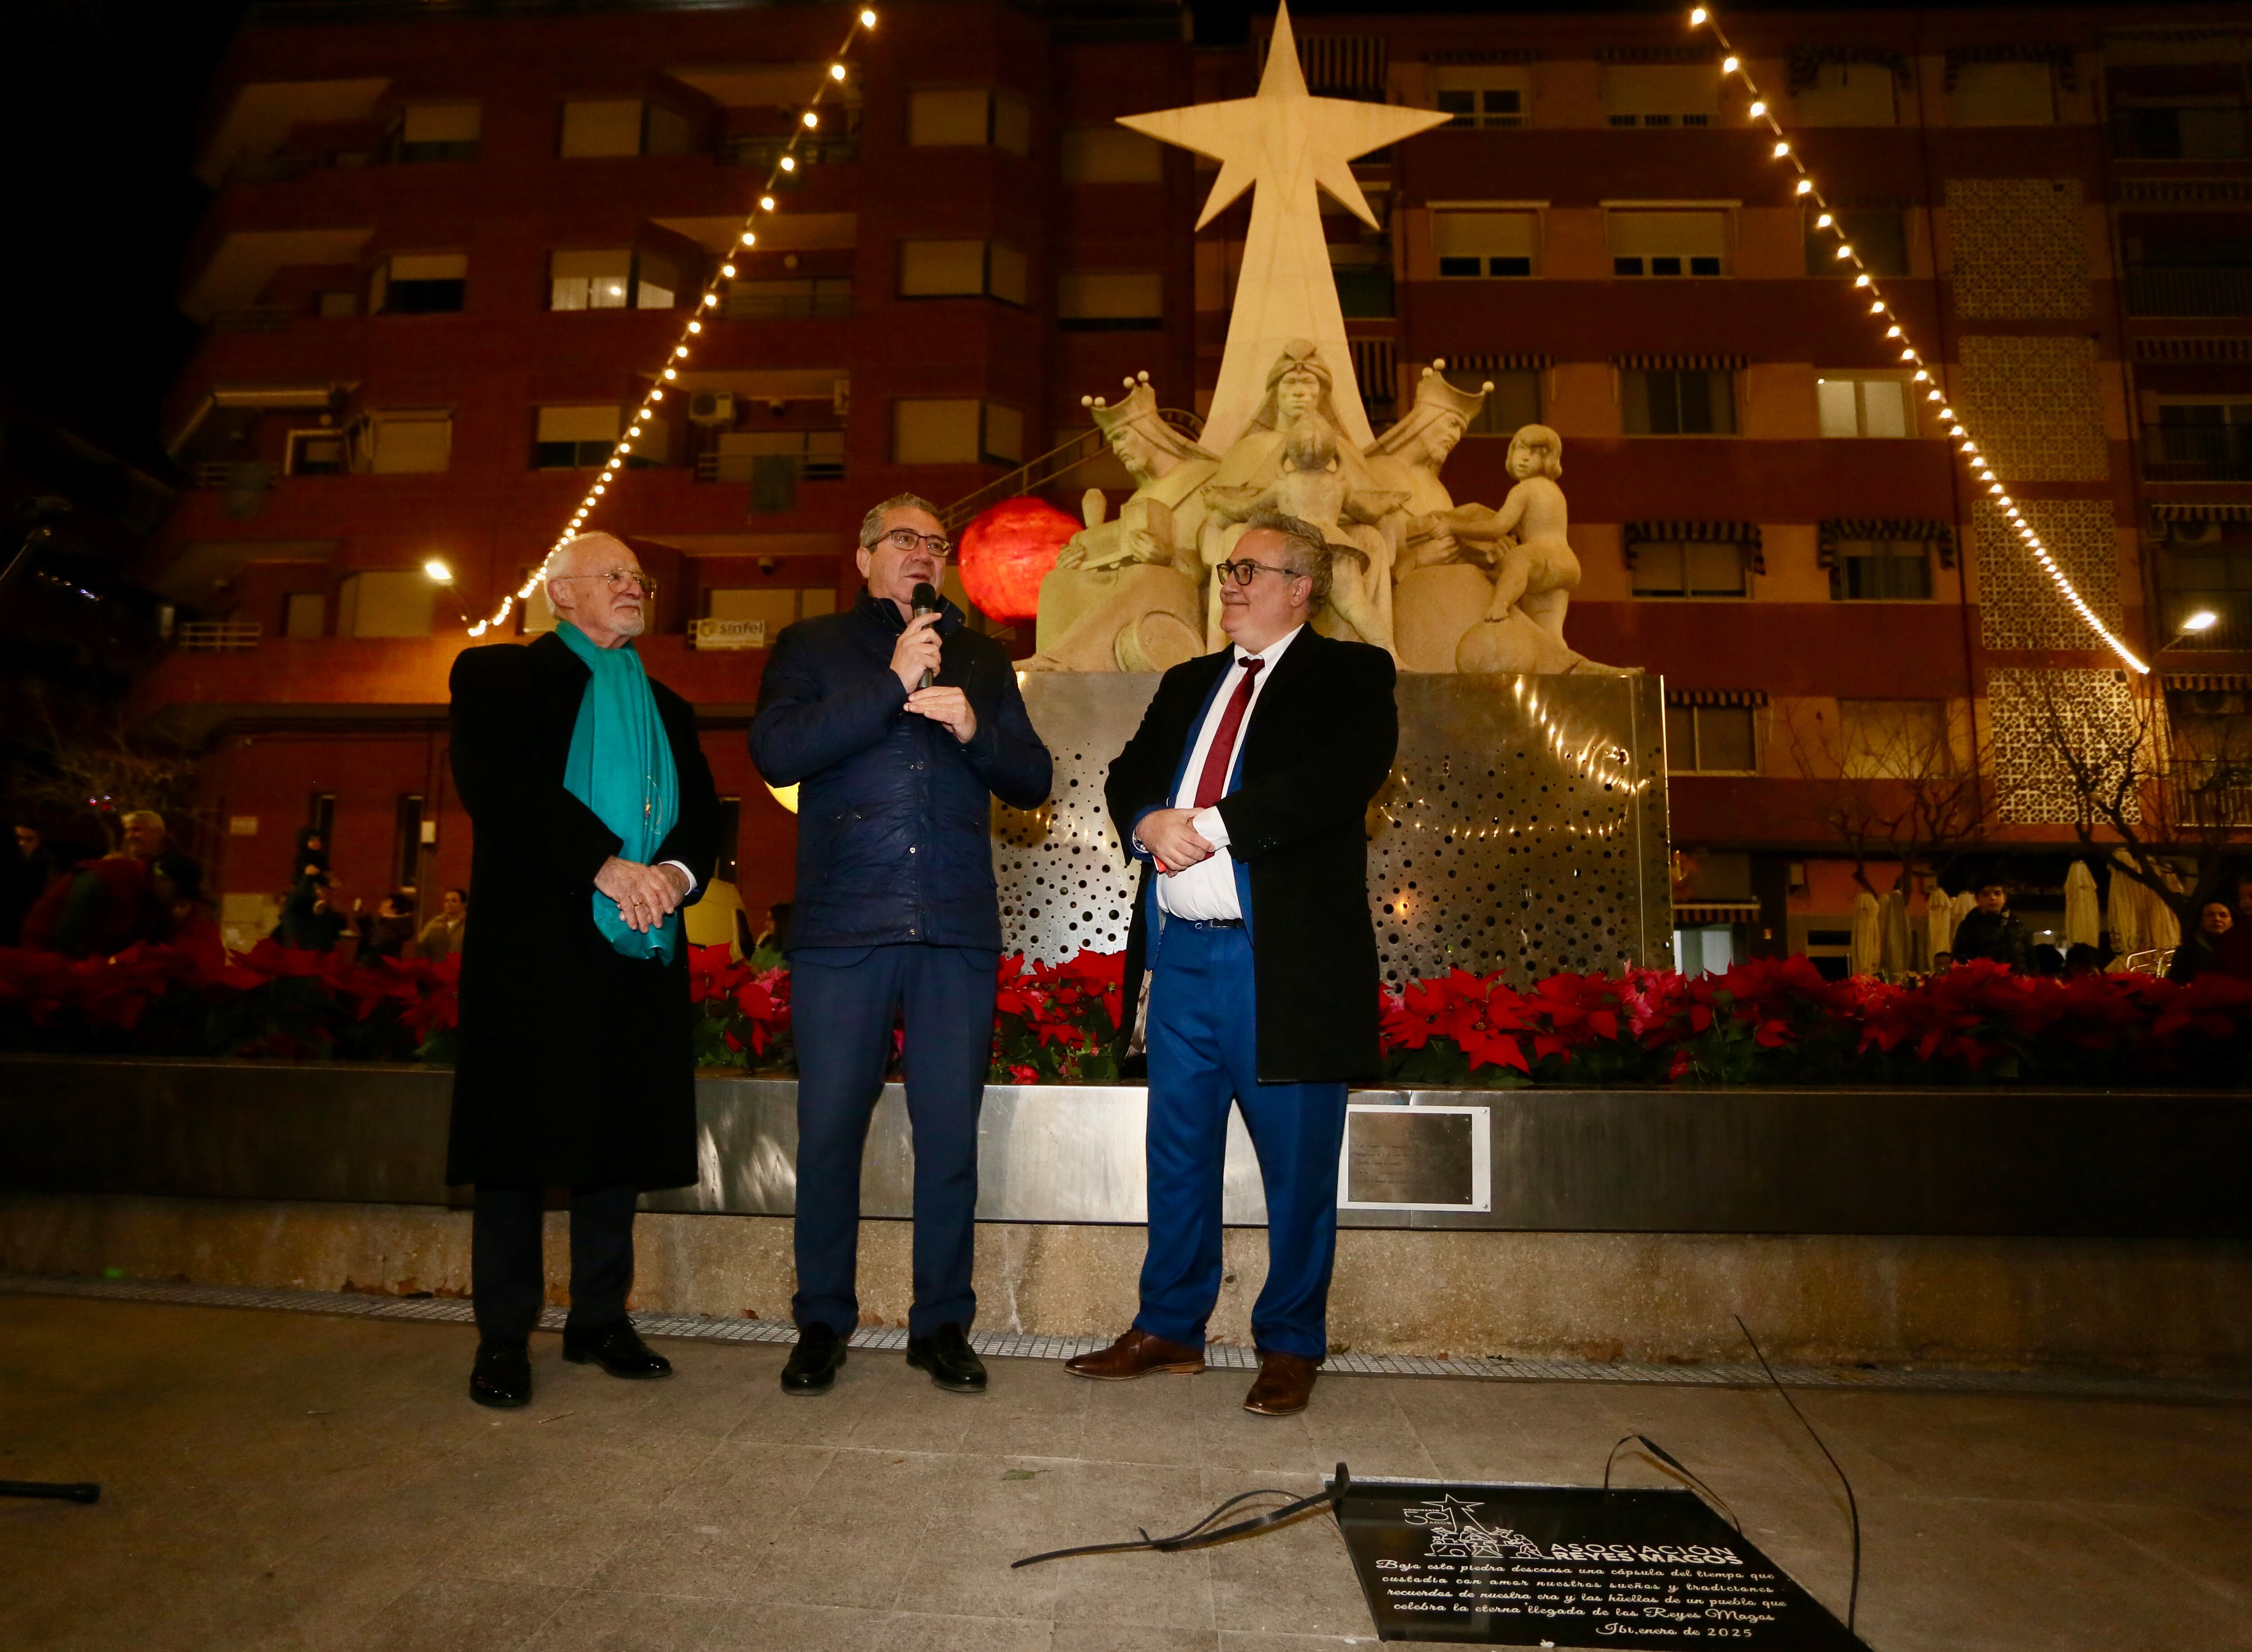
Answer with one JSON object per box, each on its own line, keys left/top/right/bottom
{"left": 139, "top": 0, "right": 2251, "bottom": 967}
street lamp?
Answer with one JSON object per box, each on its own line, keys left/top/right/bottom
{"left": 2157, "top": 609, "right": 2219, "bottom": 656}
{"left": 425, "top": 559, "right": 473, "bottom": 627}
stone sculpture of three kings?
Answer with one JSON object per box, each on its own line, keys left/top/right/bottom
{"left": 1028, "top": 340, "right": 1625, "bottom": 680}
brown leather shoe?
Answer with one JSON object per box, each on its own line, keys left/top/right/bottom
{"left": 1064, "top": 1328, "right": 1205, "bottom": 1381}
{"left": 1243, "top": 1350, "right": 1319, "bottom": 1416}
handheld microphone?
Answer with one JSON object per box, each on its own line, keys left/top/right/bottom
{"left": 910, "top": 581, "right": 941, "bottom": 690}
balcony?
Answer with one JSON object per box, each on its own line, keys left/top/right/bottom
{"left": 2124, "top": 264, "right": 2252, "bottom": 318}
{"left": 2142, "top": 423, "right": 2252, "bottom": 483}
{"left": 2168, "top": 764, "right": 2252, "bottom": 828}
{"left": 721, "top": 281, "right": 851, "bottom": 321}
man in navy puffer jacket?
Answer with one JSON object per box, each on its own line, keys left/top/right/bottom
{"left": 749, "top": 493, "right": 1051, "bottom": 1397}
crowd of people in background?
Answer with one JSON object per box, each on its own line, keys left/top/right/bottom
{"left": 0, "top": 808, "right": 467, "bottom": 968}
{"left": 1930, "top": 874, "right": 2252, "bottom": 983}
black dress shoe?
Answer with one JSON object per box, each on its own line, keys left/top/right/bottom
{"left": 906, "top": 1323, "right": 988, "bottom": 1394}
{"left": 781, "top": 1324, "right": 848, "bottom": 1396}
{"left": 470, "top": 1339, "right": 531, "bottom": 1409}
{"left": 562, "top": 1319, "right": 672, "bottom": 1380}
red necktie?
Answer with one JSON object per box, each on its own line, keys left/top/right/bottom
{"left": 1192, "top": 656, "right": 1264, "bottom": 809}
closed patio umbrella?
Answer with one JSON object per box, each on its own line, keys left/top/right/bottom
{"left": 1849, "top": 890, "right": 1881, "bottom": 978}
{"left": 2104, "top": 853, "right": 2140, "bottom": 956}
{"left": 2063, "top": 862, "right": 2100, "bottom": 951}
{"left": 1879, "top": 890, "right": 1912, "bottom": 976}
{"left": 1925, "top": 893, "right": 1957, "bottom": 962}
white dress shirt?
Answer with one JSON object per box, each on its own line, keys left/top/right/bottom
{"left": 1150, "top": 625, "right": 1303, "bottom": 921}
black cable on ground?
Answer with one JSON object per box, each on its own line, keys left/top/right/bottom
{"left": 1013, "top": 1463, "right": 1349, "bottom": 1567}
{"left": 0, "top": 1479, "right": 100, "bottom": 1504}
{"left": 1737, "top": 1315, "right": 1862, "bottom": 1635}
{"left": 1601, "top": 1433, "right": 1741, "bottom": 1534}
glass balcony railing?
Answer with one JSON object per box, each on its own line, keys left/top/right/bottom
{"left": 719, "top": 133, "right": 860, "bottom": 170}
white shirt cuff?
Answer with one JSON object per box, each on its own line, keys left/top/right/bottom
{"left": 660, "top": 860, "right": 698, "bottom": 894}
{"left": 1190, "top": 806, "right": 1229, "bottom": 847}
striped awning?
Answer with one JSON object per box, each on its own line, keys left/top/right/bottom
{"left": 1444, "top": 351, "right": 1551, "bottom": 374}
{"left": 1665, "top": 687, "right": 1771, "bottom": 708}
{"left": 1597, "top": 45, "right": 1710, "bottom": 64}
{"left": 1429, "top": 47, "right": 1540, "bottom": 64}
{"left": 1675, "top": 902, "right": 1763, "bottom": 926}
{"left": 1614, "top": 354, "right": 1748, "bottom": 372}
{"left": 1944, "top": 44, "right": 2079, "bottom": 91}
{"left": 2150, "top": 501, "right": 2252, "bottom": 524}
{"left": 1624, "top": 520, "right": 1765, "bottom": 575}
{"left": 1818, "top": 516, "right": 1958, "bottom": 570}
{"left": 2165, "top": 673, "right": 2252, "bottom": 693}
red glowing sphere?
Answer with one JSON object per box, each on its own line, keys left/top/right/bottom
{"left": 957, "top": 495, "right": 1080, "bottom": 624}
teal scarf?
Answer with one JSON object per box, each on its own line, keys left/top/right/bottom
{"left": 556, "top": 620, "right": 681, "bottom": 963}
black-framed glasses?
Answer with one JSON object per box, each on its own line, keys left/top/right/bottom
{"left": 555, "top": 568, "right": 657, "bottom": 595}
{"left": 1213, "top": 558, "right": 1298, "bottom": 587}
{"left": 878, "top": 527, "right": 953, "bottom": 559}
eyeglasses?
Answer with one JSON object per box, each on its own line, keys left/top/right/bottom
{"left": 875, "top": 528, "right": 953, "bottom": 559}
{"left": 1213, "top": 558, "right": 1300, "bottom": 587}
{"left": 555, "top": 569, "right": 657, "bottom": 595}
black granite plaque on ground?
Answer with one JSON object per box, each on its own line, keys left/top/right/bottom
{"left": 1332, "top": 1478, "right": 1865, "bottom": 1647}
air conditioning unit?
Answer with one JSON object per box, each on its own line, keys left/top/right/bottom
{"left": 2170, "top": 519, "right": 2222, "bottom": 548}
{"left": 688, "top": 390, "right": 736, "bottom": 425}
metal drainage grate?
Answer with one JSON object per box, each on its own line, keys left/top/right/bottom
{"left": 3, "top": 1272, "right": 2244, "bottom": 1403}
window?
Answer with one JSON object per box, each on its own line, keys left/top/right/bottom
{"left": 1952, "top": 61, "right": 2055, "bottom": 127}
{"left": 1666, "top": 704, "right": 1758, "bottom": 772}
{"left": 534, "top": 405, "right": 624, "bottom": 470}
{"left": 336, "top": 570, "right": 435, "bottom": 637}
{"left": 1058, "top": 272, "right": 1163, "bottom": 331}
{"left": 286, "top": 430, "right": 346, "bottom": 475}
{"left": 908, "top": 88, "right": 1031, "bottom": 156}
{"left": 1609, "top": 209, "right": 1727, "bottom": 277}
{"left": 2149, "top": 401, "right": 2252, "bottom": 482}
{"left": 389, "top": 103, "right": 480, "bottom": 163}
{"left": 1806, "top": 209, "right": 1907, "bottom": 277}
{"left": 282, "top": 592, "right": 325, "bottom": 638}
{"left": 1816, "top": 376, "right": 1912, "bottom": 438}
{"left": 1792, "top": 62, "right": 1896, "bottom": 127}
{"left": 371, "top": 253, "right": 466, "bottom": 315}
{"left": 560, "top": 99, "right": 646, "bottom": 157}
{"left": 899, "top": 240, "right": 1026, "bottom": 305}
{"left": 634, "top": 254, "right": 677, "bottom": 310}
{"left": 706, "top": 431, "right": 845, "bottom": 510}
{"left": 2158, "top": 533, "right": 2252, "bottom": 645}
{"left": 1433, "top": 209, "right": 1537, "bottom": 278}
{"left": 1634, "top": 540, "right": 1752, "bottom": 597}
{"left": 550, "top": 250, "right": 631, "bottom": 310}
{"left": 893, "top": 399, "right": 1022, "bottom": 466}
{"left": 1839, "top": 699, "right": 1952, "bottom": 777}
{"left": 2116, "top": 101, "right": 2249, "bottom": 162}
{"left": 1445, "top": 368, "right": 1541, "bottom": 436}
{"left": 1434, "top": 67, "right": 1528, "bottom": 128}
{"left": 1830, "top": 540, "right": 1933, "bottom": 600}
{"left": 1623, "top": 369, "right": 1736, "bottom": 434}
{"left": 356, "top": 411, "right": 451, "bottom": 474}
{"left": 1060, "top": 127, "right": 1161, "bottom": 182}
{"left": 1603, "top": 64, "right": 1719, "bottom": 127}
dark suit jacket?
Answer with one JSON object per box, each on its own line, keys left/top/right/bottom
{"left": 1106, "top": 628, "right": 1398, "bottom": 1083}
{"left": 446, "top": 631, "right": 722, "bottom": 1190}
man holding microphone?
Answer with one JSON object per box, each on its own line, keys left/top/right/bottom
{"left": 750, "top": 493, "right": 1051, "bottom": 1397}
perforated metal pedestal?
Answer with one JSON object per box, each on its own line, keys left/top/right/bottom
{"left": 995, "top": 671, "right": 1674, "bottom": 982}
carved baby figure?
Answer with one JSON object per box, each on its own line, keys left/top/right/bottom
{"left": 1450, "top": 422, "right": 1579, "bottom": 641}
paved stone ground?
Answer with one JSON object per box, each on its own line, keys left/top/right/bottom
{"left": 1, "top": 1294, "right": 2247, "bottom": 1652}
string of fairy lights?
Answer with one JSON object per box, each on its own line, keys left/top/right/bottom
{"left": 1687, "top": 4, "right": 2150, "bottom": 676}
{"left": 466, "top": 8, "right": 880, "bottom": 638}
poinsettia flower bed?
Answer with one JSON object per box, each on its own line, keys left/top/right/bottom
{"left": 6, "top": 944, "right": 2250, "bottom": 1089}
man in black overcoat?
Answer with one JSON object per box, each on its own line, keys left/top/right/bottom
{"left": 448, "top": 532, "right": 722, "bottom": 1408}
{"left": 1067, "top": 508, "right": 1397, "bottom": 1417}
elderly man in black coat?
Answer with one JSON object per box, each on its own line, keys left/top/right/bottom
{"left": 1067, "top": 508, "right": 1397, "bottom": 1418}
{"left": 750, "top": 492, "right": 1051, "bottom": 1397}
{"left": 448, "top": 531, "right": 722, "bottom": 1408}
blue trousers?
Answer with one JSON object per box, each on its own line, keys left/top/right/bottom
{"left": 789, "top": 944, "right": 994, "bottom": 1338}
{"left": 1134, "top": 921, "right": 1348, "bottom": 1361}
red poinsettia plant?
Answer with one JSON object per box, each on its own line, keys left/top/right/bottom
{"left": 6, "top": 941, "right": 2249, "bottom": 1089}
